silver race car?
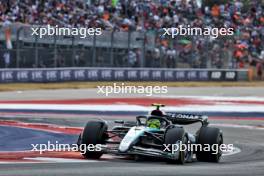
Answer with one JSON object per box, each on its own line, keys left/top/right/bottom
{"left": 77, "top": 104, "right": 223, "bottom": 164}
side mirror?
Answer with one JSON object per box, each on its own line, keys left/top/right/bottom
{"left": 114, "top": 120, "right": 124, "bottom": 124}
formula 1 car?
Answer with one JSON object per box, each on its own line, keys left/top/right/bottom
{"left": 77, "top": 104, "right": 223, "bottom": 164}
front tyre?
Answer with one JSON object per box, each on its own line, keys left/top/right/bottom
{"left": 164, "top": 127, "right": 189, "bottom": 164}
{"left": 196, "top": 127, "right": 223, "bottom": 162}
{"left": 81, "top": 121, "right": 107, "bottom": 159}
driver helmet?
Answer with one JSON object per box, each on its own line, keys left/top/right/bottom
{"left": 147, "top": 119, "right": 161, "bottom": 129}
{"left": 150, "top": 109, "right": 164, "bottom": 116}
{"left": 149, "top": 103, "right": 166, "bottom": 116}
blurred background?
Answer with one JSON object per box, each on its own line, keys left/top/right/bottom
{"left": 0, "top": 0, "right": 263, "bottom": 80}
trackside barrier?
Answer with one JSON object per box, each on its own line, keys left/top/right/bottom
{"left": 0, "top": 68, "right": 249, "bottom": 83}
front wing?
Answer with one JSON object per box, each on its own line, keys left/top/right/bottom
{"left": 101, "top": 145, "right": 179, "bottom": 160}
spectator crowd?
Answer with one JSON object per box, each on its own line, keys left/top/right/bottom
{"left": 0, "top": 0, "right": 263, "bottom": 77}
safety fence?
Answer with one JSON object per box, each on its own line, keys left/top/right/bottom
{"left": 0, "top": 24, "right": 235, "bottom": 69}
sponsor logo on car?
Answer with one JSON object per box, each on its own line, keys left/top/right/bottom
{"left": 167, "top": 113, "right": 201, "bottom": 119}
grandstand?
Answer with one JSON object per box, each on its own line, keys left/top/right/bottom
{"left": 0, "top": 0, "right": 263, "bottom": 73}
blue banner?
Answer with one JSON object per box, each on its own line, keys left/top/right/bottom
{"left": 0, "top": 68, "right": 239, "bottom": 83}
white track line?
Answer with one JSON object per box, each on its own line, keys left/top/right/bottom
{"left": 222, "top": 147, "right": 241, "bottom": 156}
{"left": 0, "top": 104, "right": 264, "bottom": 113}
{"left": 0, "top": 147, "right": 240, "bottom": 164}
{"left": 153, "top": 95, "right": 264, "bottom": 101}
{"left": 211, "top": 123, "right": 264, "bottom": 130}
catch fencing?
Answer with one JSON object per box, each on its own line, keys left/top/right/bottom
{"left": 0, "top": 24, "right": 235, "bottom": 69}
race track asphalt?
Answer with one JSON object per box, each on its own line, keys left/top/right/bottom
{"left": 0, "top": 87, "right": 263, "bottom": 176}
{"left": 0, "top": 122, "right": 263, "bottom": 176}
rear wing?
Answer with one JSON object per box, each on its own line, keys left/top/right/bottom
{"left": 165, "top": 113, "right": 209, "bottom": 126}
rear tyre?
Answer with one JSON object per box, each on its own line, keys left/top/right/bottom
{"left": 164, "top": 127, "right": 189, "bottom": 164}
{"left": 196, "top": 127, "right": 223, "bottom": 162}
{"left": 81, "top": 121, "right": 107, "bottom": 159}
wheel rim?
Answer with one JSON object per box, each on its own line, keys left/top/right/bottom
{"left": 183, "top": 136, "right": 189, "bottom": 161}
{"left": 217, "top": 135, "right": 223, "bottom": 160}
{"left": 179, "top": 135, "right": 189, "bottom": 163}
